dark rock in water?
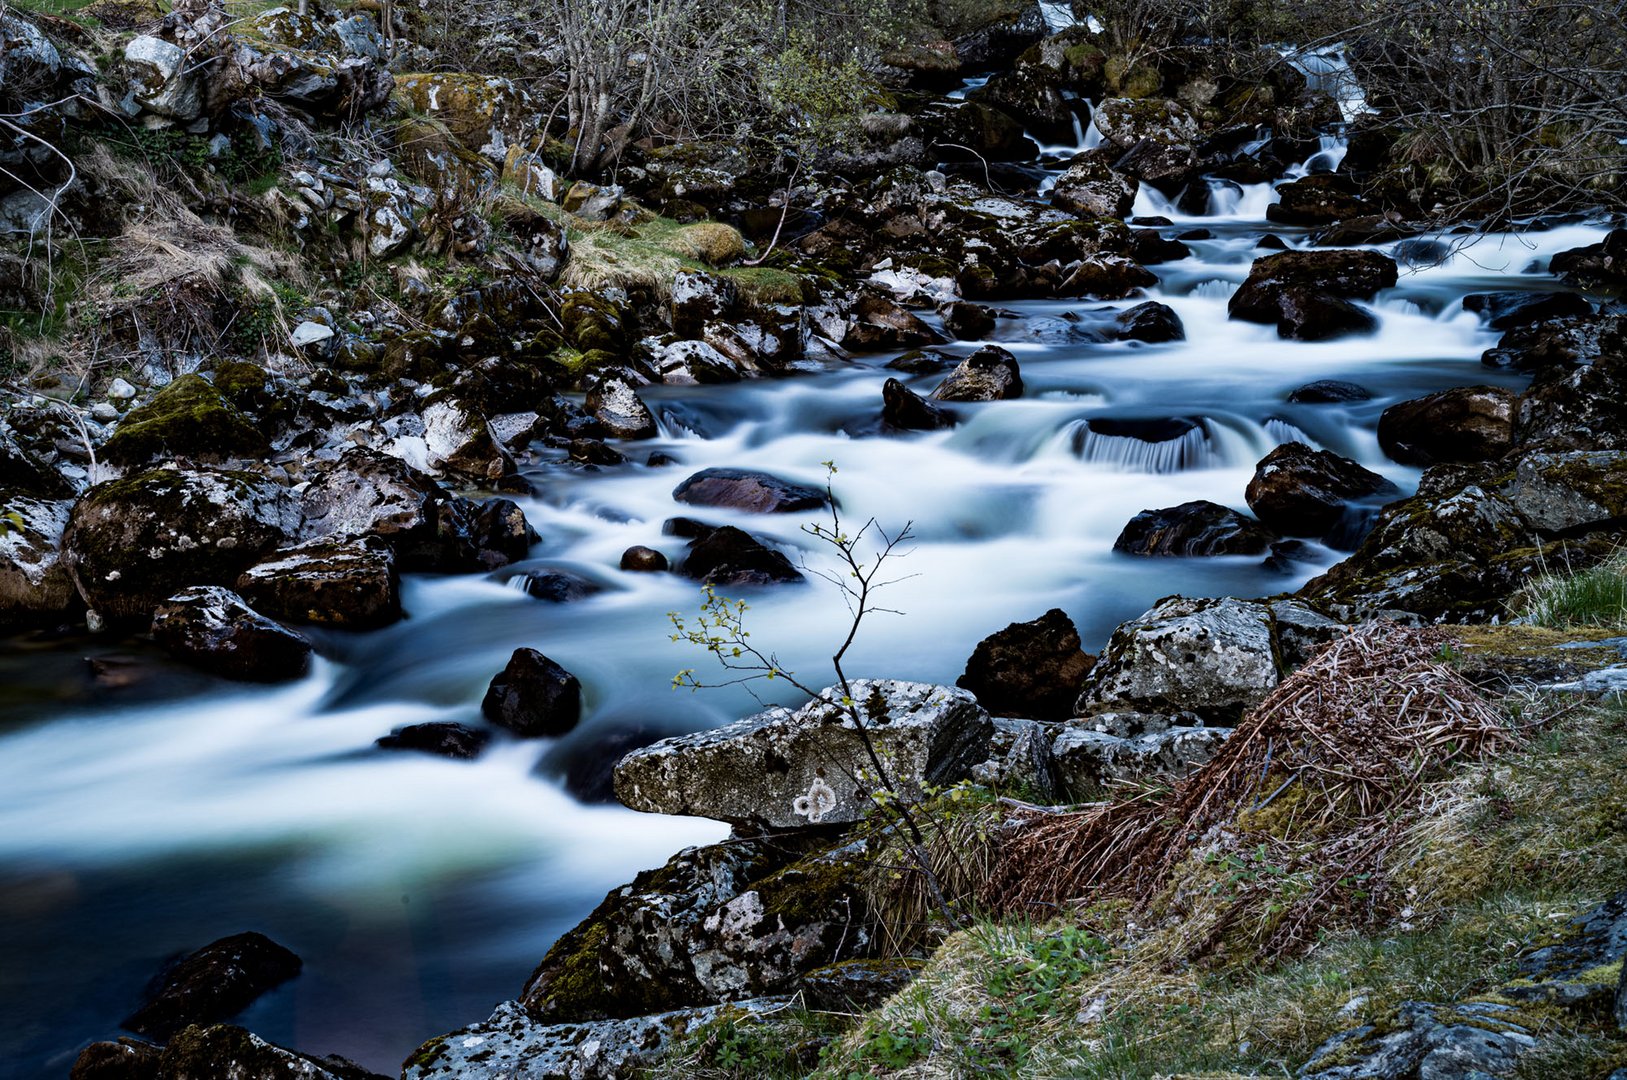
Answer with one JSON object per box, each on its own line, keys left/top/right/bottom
{"left": 1287, "top": 379, "right": 1372, "bottom": 403}
{"left": 930, "top": 344, "right": 1023, "bottom": 402}
{"left": 801, "top": 959, "right": 925, "bottom": 1012}
{"left": 1549, "top": 228, "right": 1627, "bottom": 291}
{"left": 1483, "top": 311, "right": 1621, "bottom": 373}
{"left": 1271, "top": 288, "right": 1377, "bottom": 340}
{"left": 1113, "top": 301, "right": 1184, "bottom": 343}
{"left": 672, "top": 467, "right": 826, "bottom": 514}
{"left": 846, "top": 293, "right": 946, "bottom": 350}
{"left": 1255, "top": 233, "right": 1288, "bottom": 251}
{"left": 71, "top": 1038, "right": 160, "bottom": 1079}
{"left": 670, "top": 269, "right": 739, "bottom": 339}
{"left": 957, "top": 607, "right": 1096, "bottom": 721}
{"left": 1379, "top": 386, "right": 1515, "bottom": 464}
{"left": 1263, "top": 539, "right": 1319, "bottom": 573}
{"left": 679, "top": 525, "right": 803, "bottom": 587}
{"left": 619, "top": 545, "right": 669, "bottom": 572}
{"left": 1130, "top": 229, "right": 1191, "bottom": 265}
{"left": 1050, "top": 148, "right": 1138, "bottom": 219}
{"left": 662, "top": 516, "right": 716, "bottom": 540}
{"left": 65, "top": 469, "right": 299, "bottom": 623}
{"left": 236, "top": 539, "right": 401, "bottom": 630}
{"left": 1131, "top": 216, "right": 1173, "bottom": 227}
{"left": 585, "top": 378, "right": 658, "bottom": 440}
{"left": 885, "top": 349, "right": 955, "bottom": 375}
{"left": 512, "top": 569, "right": 602, "bottom": 603}
{"left": 1266, "top": 174, "right": 1376, "bottom": 226}
{"left": 1391, "top": 236, "right": 1452, "bottom": 267}
{"left": 150, "top": 587, "right": 311, "bottom": 684}
{"left": 646, "top": 451, "right": 680, "bottom": 467}
{"left": 544, "top": 722, "right": 665, "bottom": 803}
{"left": 482, "top": 648, "right": 582, "bottom": 738}
{"left": 1057, "top": 255, "right": 1158, "bottom": 299}
{"left": 1084, "top": 416, "right": 1200, "bottom": 442}
{"left": 1113, "top": 500, "right": 1276, "bottom": 557}
{"left": 1176, "top": 228, "right": 1213, "bottom": 241}
{"left": 122, "top": 932, "right": 302, "bottom": 1042}
{"left": 155, "top": 1024, "right": 388, "bottom": 1080}
{"left": 941, "top": 301, "right": 996, "bottom": 340}
{"left": 1463, "top": 290, "right": 1592, "bottom": 331}
{"left": 569, "top": 438, "right": 628, "bottom": 466}
{"left": 1245, "top": 442, "right": 1397, "bottom": 537}
{"left": 376, "top": 722, "right": 491, "bottom": 760}
{"left": 882, "top": 378, "right": 955, "bottom": 431}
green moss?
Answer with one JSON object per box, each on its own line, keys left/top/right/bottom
{"left": 102, "top": 374, "right": 267, "bottom": 466}
{"left": 560, "top": 292, "right": 628, "bottom": 356}
{"left": 719, "top": 267, "right": 814, "bottom": 306}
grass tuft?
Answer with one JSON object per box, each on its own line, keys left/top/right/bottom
{"left": 1514, "top": 548, "right": 1627, "bottom": 632}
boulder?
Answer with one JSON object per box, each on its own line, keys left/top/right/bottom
{"left": 1245, "top": 442, "right": 1397, "bottom": 537}
{"left": 1, "top": 424, "right": 72, "bottom": 496}
{"left": 121, "top": 932, "right": 301, "bottom": 1041}
{"left": 1517, "top": 345, "right": 1627, "bottom": 452}
{"left": 411, "top": 396, "right": 513, "bottom": 483}
{"left": 1463, "top": 290, "right": 1592, "bottom": 331}
{"left": 70, "top": 1038, "right": 161, "bottom": 1080}
{"left": 614, "top": 680, "right": 993, "bottom": 829}
{"left": 376, "top": 722, "right": 491, "bottom": 760}
{"left": 1287, "top": 379, "right": 1372, "bottom": 403}
{"left": 1378, "top": 386, "right": 1516, "bottom": 465}
{"left": 156, "top": 1024, "right": 387, "bottom": 1080}
{"left": 585, "top": 378, "right": 658, "bottom": 440}
{"left": 1056, "top": 255, "right": 1158, "bottom": 299}
{"left": 0, "top": 493, "right": 75, "bottom": 623}
{"left": 657, "top": 339, "right": 746, "bottom": 384}
{"left": 970, "top": 717, "right": 1062, "bottom": 802}
{"left": 511, "top": 568, "right": 601, "bottom": 603}
{"left": 124, "top": 34, "right": 201, "bottom": 121}
{"left": 1113, "top": 499, "right": 1276, "bottom": 557}
{"left": 1051, "top": 149, "right": 1138, "bottom": 219}
{"left": 671, "top": 270, "right": 739, "bottom": 339}
{"left": 620, "top": 545, "right": 669, "bottom": 572}
{"left": 1549, "top": 228, "right": 1627, "bottom": 292}
{"left": 1229, "top": 249, "right": 1396, "bottom": 340}
{"left": 956, "top": 608, "right": 1095, "bottom": 720}
{"left": 1483, "top": 311, "right": 1621, "bottom": 373}
{"left": 65, "top": 469, "right": 299, "bottom": 622}
{"left": 150, "top": 587, "right": 311, "bottom": 683}
{"left": 102, "top": 374, "right": 267, "bottom": 467}
{"left": 941, "top": 301, "right": 996, "bottom": 341}
{"left": 672, "top": 468, "right": 826, "bottom": 514}
{"left": 1075, "top": 596, "right": 1284, "bottom": 724}
{"left": 930, "top": 344, "right": 1023, "bottom": 402}
{"left": 882, "top": 378, "right": 955, "bottom": 431}
{"left": 481, "top": 648, "right": 582, "bottom": 738}
{"left": 541, "top": 721, "right": 666, "bottom": 803}
{"left": 1270, "top": 288, "right": 1377, "bottom": 340}
{"left": 1091, "top": 97, "right": 1198, "bottom": 149}
{"left": 1052, "top": 720, "right": 1230, "bottom": 795}
{"left": 235, "top": 539, "right": 400, "bottom": 629}
{"left": 676, "top": 524, "right": 803, "bottom": 587}
{"left": 1299, "top": 1001, "right": 1538, "bottom": 1079}
{"left": 1113, "top": 301, "right": 1184, "bottom": 343}
{"left": 1265, "top": 174, "right": 1377, "bottom": 226}
{"left": 846, "top": 293, "right": 946, "bottom": 350}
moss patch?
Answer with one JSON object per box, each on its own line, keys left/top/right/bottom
{"left": 102, "top": 374, "right": 267, "bottom": 466}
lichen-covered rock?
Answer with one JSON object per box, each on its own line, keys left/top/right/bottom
{"left": 930, "top": 344, "right": 1023, "bottom": 402}
{"left": 1265, "top": 173, "right": 1377, "bottom": 226}
{"left": 970, "top": 716, "right": 1062, "bottom": 802}
{"left": 1051, "top": 149, "right": 1138, "bottom": 219}
{"left": 585, "top": 378, "right": 658, "bottom": 440}
{"left": 124, "top": 35, "right": 201, "bottom": 120}
{"left": 1378, "top": 386, "right": 1516, "bottom": 465}
{"left": 1517, "top": 345, "right": 1627, "bottom": 452}
{"left": 0, "top": 493, "right": 74, "bottom": 623}
{"left": 957, "top": 608, "right": 1095, "bottom": 720}
{"left": 391, "top": 395, "right": 513, "bottom": 483}
{"left": 1483, "top": 310, "right": 1619, "bottom": 373}
{"left": 846, "top": 293, "right": 946, "bottom": 351}
{"left": 614, "top": 680, "right": 993, "bottom": 829}
{"left": 1075, "top": 596, "right": 1282, "bottom": 724}
{"left": 235, "top": 538, "right": 400, "bottom": 629}
{"left": 1299, "top": 1000, "right": 1538, "bottom": 1079}
{"left": 672, "top": 468, "right": 826, "bottom": 514}
{"left": 1113, "top": 499, "right": 1276, "bottom": 557}
{"left": 65, "top": 469, "right": 299, "bottom": 622}
{"left": 1052, "top": 720, "right": 1230, "bottom": 794}
{"left": 1549, "top": 227, "right": 1627, "bottom": 292}
{"left": 122, "top": 932, "right": 301, "bottom": 1041}
{"left": 1057, "top": 255, "right": 1159, "bottom": 299}
{"left": 102, "top": 374, "right": 267, "bottom": 466}
{"left": 671, "top": 269, "right": 739, "bottom": 339}
{"left": 1246, "top": 442, "right": 1397, "bottom": 538}
{"left": 405, "top": 999, "right": 787, "bottom": 1080}
{"left": 150, "top": 586, "right": 311, "bottom": 683}
{"left": 482, "top": 647, "right": 582, "bottom": 738}
{"left": 392, "top": 72, "right": 536, "bottom": 159}
{"left": 1091, "top": 97, "right": 1198, "bottom": 149}
{"left": 657, "top": 339, "right": 747, "bottom": 384}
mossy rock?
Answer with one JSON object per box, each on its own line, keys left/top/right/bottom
{"left": 560, "top": 291, "right": 630, "bottom": 356}
{"left": 393, "top": 73, "right": 533, "bottom": 153}
{"left": 669, "top": 222, "right": 746, "bottom": 267}
{"left": 1105, "top": 55, "right": 1162, "bottom": 99}
{"left": 102, "top": 374, "right": 267, "bottom": 467}
{"left": 391, "top": 115, "right": 498, "bottom": 199}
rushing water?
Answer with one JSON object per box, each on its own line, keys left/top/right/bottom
{"left": 0, "top": 92, "right": 1612, "bottom": 1079}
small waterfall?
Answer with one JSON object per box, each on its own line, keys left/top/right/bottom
{"left": 1264, "top": 418, "right": 1315, "bottom": 447}
{"left": 1282, "top": 43, "right": 1372, "bottom": 123}
{"left": 1039, "top": 0, "right": 1077, "bottom": 31}
{"left": 1070, "top": 418, "right": 1219, "bottom": 473}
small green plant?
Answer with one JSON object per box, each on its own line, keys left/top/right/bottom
{"left": 1514, "top": 549, "right": 1627, "bottom": 631}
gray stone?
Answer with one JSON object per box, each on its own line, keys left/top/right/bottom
{"left": 970, "top": 717, "right": 1062, "bottom": 801}
{"left": 1052, "top": 722, "right": 1230, "bottom": 794}
{"left": 151, "top": 586, "right": 311, "bottom": 683}
{"left": 930, "top": 345, "right": 1023, "bottom": 402}
{"left": 125, "top": 35, "right": 202, "bottom": 120}
{"left": 1299, "top": 1001, "right": 1537, "bottom": 1079}
{"left": 614, "top": 680, "right": 993, "bottom": 829}
{"left": 236, "top": 538, "right": 401, "bottom": 629}
{"left": 0, "top": 494, "right": 73, "bottom": 623}
{"left": 1051, "top": 149, "right": 1138, "bottom": 219}
{"left": 586, "top": 378, "right": 658, "bottom": 440}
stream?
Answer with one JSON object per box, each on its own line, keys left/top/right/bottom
{"left": 0, "top": 70, "right": 1611, "bottom": 1078}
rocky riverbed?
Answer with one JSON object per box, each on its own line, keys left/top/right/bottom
{"left": 2, "top": 0, "right": 1625, "bottom": 1077}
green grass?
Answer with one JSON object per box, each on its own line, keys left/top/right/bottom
{"left": 1515, "top": 549, "right": 1627, "bottom": 631}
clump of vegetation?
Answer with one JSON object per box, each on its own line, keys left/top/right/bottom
{"left": 1514, "top": 549, "right": 1627, "bottom": 632}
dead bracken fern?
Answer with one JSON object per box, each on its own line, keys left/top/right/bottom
{"left": 986, "top": 624, "right": 1508, "bottom": 961}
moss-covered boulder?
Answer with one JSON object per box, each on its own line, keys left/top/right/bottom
{"left": 102, "top": 374, "right": 268, "bottom": 467}
{"left": 64, "top": 468, "right": 299, "bottom": 621}
{"left": 393, "top": 72, "right": 536, "bottom": 156}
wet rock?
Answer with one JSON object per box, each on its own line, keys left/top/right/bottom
{"left": 568, "top": 438, "right": 627, "bottom": 466}
{"left": 1052, "top": 721, "right": 1230, "bottom": 795}
{"left": 616, "top": 680, "right": 991, "bottom": 829}
{"left": 679, "top": 525, "right": 803, "bottom": 586}
{"left": 1288, "top": 379, "right": 1372, "bottom": 403}
{"left": 941, "top": 301, "right": 996, "bottom": 340}
{"left": 671, "top": 270, "right": 739, "bottom": 339}
{"left": 405, "top": 999, "right": 786, "bottom": 1080}
{"left": 122, "top": 932, "right": 301, "bottom": 1041}
{"left": 543, "top": 722, "right": 666, "bottom": 803}
{"left": 1113, "top": 301, "right": 1184, "bottom": 343}
{"left": 956, "top": 608, "right": 1095, "bottom": 721}
{"left": 970, "top": 717, "right": 1062, "bottom": 802}
{"left": 1, "top": 424, "right": 71, "bottom": 496}
{"left": 1245, "top": 442, "right": 1397, "bottom": 537}
{"left": 1378, "top": 386, "right": 1516, "bottom": 465}
{"left": 235, "top": 539, "right": 400, "bottom": 630}
{"left": 620, "top": 545, "right": 669, "bottom": 572}
{"left": 102, "top": 374, "right": 267, "bottom": 467}
{"left": 1265, "top": 173, "right": 1376, "bottom": 226}
{"left": 157, "top": 1024, "right": 387, "bottom": 1080}
{"left": 376, "top": 722, "right": 491, "bottom": 760}
{"left": 882, "top": 377, "right": 955, "bottom": 431}
{"left": 886, "top": 350, "right": 956, "bottom": 375}
{"left": 1229, "top": 249, "right": 1396, "bottom": 340}
{"left": 846, "top": 293, "right": 946, "bottom": 350}
{"left": 1483, "top": 311, "right": 1621, "bottom": 373}
{"left": 66, "top": 469, "right": 299, "bottom": 622}
{"left": 585, "top": 378, "right": 658, "bottom": 440}
{"left": 512, "top": 569, "right": 601, "bottom": 603}
{"left": 1271, "top": 288, "right": 1377, "bottom": 340}
{"left": 1075, "top": 596, "right": 1283, "bottom": 724}
{"left": 150, "top": 587, "right": 311, "bottom": 683}
{"left": 1549, "top": 228, "right": 1627, "bottom": 292}
{"left": 1057, "top": 255, "right": 1158, "bottom": 299}
{"left": 1051, "top": 149, "right": 1138, "bottom": 219}
{"left": 930, "top": 344, "right": 1023, "bottom": 402}
{"left": 1517, "top": 344, "right": 1627, "bottom": 451}
{"left": 1463, "top": 290, "right": 1593, "bottom": 330}
{"left": 406, "top": 396, "right": 513, "bottom": 483}
{"left": 657, "top": 339, "right": 745, "bottom": 384}
{"left": 0, "top": 493, "right": 75, "bottom": 624}
{"left": 482, "top": 647, "right": 582, "bottom": 738}
{"left": 672, "top": 467, "right": 826, "bottom": 514}
{"left": 1131, "top": 229, "right": 1192, "bottom": 265}
{"left": 70, "top": 1038, "right": 161, "bottom": 1080}
{"left": 1113, "top": 499, "right": 1276, "bottom": 557}
{"left": 1092, "top": 97, "right": 1198, "bottom": 150}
